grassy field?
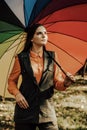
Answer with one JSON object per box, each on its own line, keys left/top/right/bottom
{"left": 0, "top": 75, "right": 87, "bottom": 130}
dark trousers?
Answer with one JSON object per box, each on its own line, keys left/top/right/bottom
{"left": 15, "top": 122, "right": 59, "bottom": 130}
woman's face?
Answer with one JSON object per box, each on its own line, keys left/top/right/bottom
{"left": 31, "top": 26, "right": 48, "bottom": 47}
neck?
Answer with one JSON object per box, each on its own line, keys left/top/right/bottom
{"left": 31, "top": 45, "right": 43, "bottom": 54}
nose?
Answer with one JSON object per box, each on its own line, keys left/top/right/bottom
{"left": 42, "top": 33, "right": 46, "bottom": 38}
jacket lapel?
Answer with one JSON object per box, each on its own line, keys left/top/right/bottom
{"left": 23, "top": 52, "right": 37, "bottom": 85}
{"left": 43, "top": 51, "right": 49, "bottom": 72}
{"left": 39, "top": 51, "right": 50, "bottom": 85}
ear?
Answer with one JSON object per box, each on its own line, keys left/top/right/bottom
{"left": 31, "top": 39, "right": 33, "bottom": 42}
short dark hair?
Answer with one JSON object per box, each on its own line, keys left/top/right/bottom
{"left": 23, "top": 23, "right": 43, "bottom": 52}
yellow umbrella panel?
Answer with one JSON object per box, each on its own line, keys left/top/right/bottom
{"left": 0, "top": 32, "right": 26, "bottom": 98}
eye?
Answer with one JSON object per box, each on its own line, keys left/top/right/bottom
{"left": 36, "top": 31, "right": 47, "bottom": 35}
{"left": 36, "top": 32, "right": 42, "bottom": 35}
{"left": 44, "top": 31, "right": 47, "bottom": 34}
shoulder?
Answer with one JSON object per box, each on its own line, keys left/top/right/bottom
{"left": 18, "top": 51, "right": 28, "bottom": 59}
{"left": 45, "top": 50, "right": 59, "bottom": 62}
{"left": 46, "top": 50, "right": 55, "bottom": 53}
{"left": 45, "top": 50, "right": 55, "bottom": 58}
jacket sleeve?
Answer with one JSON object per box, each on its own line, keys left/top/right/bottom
{"left": 53, "top": 52, "right": 66, "bottom": 91}
{"left": 8, "top": 56, "right": 21, "bottom": 96}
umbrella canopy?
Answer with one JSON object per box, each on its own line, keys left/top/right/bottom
{"left": 0, "top": 0, "right": 87, "bottom": 98}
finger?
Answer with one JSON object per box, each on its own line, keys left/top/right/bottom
{"left": 18, "top": 98, "right": 29, "bottom": 109}
{"left": 69, "top": 75, "right": 76, "bottom": 82}
{"left": 22, "top": 98, "right": 29, "bottom": 108}
{"left": 17, "top": 101, "right": 24, "bottom": 108}
{"left": 15, "top": 93, "right": 29, "bottom": 109}
{"left": 66, "top": 72, "right": 75, "bottom": 83}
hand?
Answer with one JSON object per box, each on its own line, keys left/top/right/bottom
{"left": 15, "top": 92, "right": 29, "bottom": 109}
{"left": 64, "top": 72, "right": 75, "bottom": 87}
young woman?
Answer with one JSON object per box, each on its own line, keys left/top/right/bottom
{"left": 8, "top": 24, "right": 75, "bottom": 130}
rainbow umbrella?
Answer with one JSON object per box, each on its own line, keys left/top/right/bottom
{"left": 0, "top": 0, "right": 87, "bottom": 98}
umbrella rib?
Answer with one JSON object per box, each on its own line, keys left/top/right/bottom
{"left": 6, "top": 32, "right": 25, "bottom": 50}
{"left": 0, "top": 29, "right": 23, "bottom": 33}
{"left": 7, "top": 33, "right": 26, "bottom": 51}
{"left": 45, "top": 50, "right": 67, "bottom": 76}
{"left": 0, "top": 32, "right": 24, "bottom": 58}
{"left": 7, "top": 38, "right": 25, "bottom": 52}
{"left": 0, "top": 39, "right": 17, "bottom": 59}
{"left": 24, "top": 1, "right": 29, "bottom": 26}
{"left": 33, "top": 2, "right": 87, "bottom": 24}
{"left": 44, "top": 20, "right": 87, "bottom": 28}
{"left": 1, "top": 38, "right": 21, "bottom": 45}
{"left": 48, "top": 31, "right": 87, "bottom": 43}
{"left": 42, "top": 20, "right": 87, "bottom": 42}
{"left": 29, "top": 0, "right": 51, "bottom": 25}
{"left": 41, "top": 14, "right": 53, "bottom": 25}
{"left": 48, "top": 40, "right": 84, "bottom": 65}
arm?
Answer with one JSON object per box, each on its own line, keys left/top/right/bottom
{"left": 8, "top": 56, "right": 21, "bottom": 96}
{"left": 53, "top": 52, "right": 75, "bottom": 91}
{"left": 8, "top": 56, "right": 29, "bottom": 109}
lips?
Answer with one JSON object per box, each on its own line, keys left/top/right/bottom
{"left": 41, "top": 39, "right": 47, "bottom": 42}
